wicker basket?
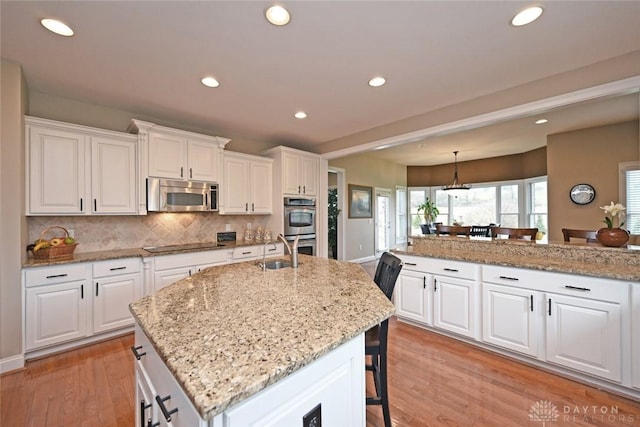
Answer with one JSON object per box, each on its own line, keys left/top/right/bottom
{"left": 31, "top": 226, "right": 78, "bottom": 259}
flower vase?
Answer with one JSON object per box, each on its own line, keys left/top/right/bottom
{"left": 596, "top": 227, "right": 629, "bottom": 247}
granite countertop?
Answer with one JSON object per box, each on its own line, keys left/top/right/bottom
{"left": 22, "top": 240, "right": 266, "bottom": 268}
{"left": 129, "top": 255, "right": 395, "bottom": 421}
{"left": 400, "top": 236, "right": 640, "bottom": 282}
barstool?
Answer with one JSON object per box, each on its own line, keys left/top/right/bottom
{"left": 366, "top": 252, "right": 403, "bottom": 427}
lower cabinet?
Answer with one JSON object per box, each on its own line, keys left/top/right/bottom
{"left": 482, "top": 283, "right": 541, "bottom": 357}
{"left": 546, "top": 293, "right": 621, "bottom": 382}
{"left": 134, "top": 324, "right": 364, "bottom": 427}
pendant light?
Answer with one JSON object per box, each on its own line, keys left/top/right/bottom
{"left": 442, "top": 151, "right": 471, "bottom": 194}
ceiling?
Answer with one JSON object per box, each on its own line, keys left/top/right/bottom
{"left": 2, "top": 1, "right": 640, "bottom": 164}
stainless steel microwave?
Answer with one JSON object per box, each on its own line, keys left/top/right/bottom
{"left": 147, "top": 178, "right": 218, "bottom": 212}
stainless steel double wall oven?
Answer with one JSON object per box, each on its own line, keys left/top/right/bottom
{"left": 283, "top": 197, "right": 316, "bottom": 256}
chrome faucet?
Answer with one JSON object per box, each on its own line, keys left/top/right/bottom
{"left": 278, "top": 234, "right": 299, "bottom": 268}
{"left": 261, "top": 241, "right": 278, "bottom": 271}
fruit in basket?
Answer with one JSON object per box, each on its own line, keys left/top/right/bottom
{"left": 50, "top": 238, "right": 64, "bottom": 247}
{"left": 33, "top": 241, "right": 50, "bottom": 252}
{"left": 64, "top": 236, "right": 75, "bottom": 245}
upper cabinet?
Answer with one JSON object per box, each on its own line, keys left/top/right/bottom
{"left": 265, "top": 146, "right": 320, "bottom": 197}
{"left": 26, "top": 116, "right": 137, "bottom": 216}
{"left": 220, "top": 151, "right": 273, "bottom": 215}
{"left": 130, "top": 119, "right": 230, "bottom": 183}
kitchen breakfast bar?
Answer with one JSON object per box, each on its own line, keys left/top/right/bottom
{"left": 129, "top": 255, "right": 395, "bottom": 426}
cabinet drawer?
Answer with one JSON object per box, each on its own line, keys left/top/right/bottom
{"left": 25, "top": 264, "right": 88, "bottom": 287}
{"left": 93, "top": 258, "right": 141, "bottom": 277}
{"left": 154, "top": 250, "right": 230, "bottom": 271}
{"left": 232, "top": 246, "right": 261, "bottom": 260}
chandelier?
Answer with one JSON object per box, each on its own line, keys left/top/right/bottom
{"left": 442, "top": 151, "right": 471, "bottom": 194}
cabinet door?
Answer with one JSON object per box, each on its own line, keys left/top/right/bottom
{"left": 632, "top": 284, "right": 640, "bottom": 389}
{"left": 482, "top": 283, "right": 540, "bottom": 357}
{"left": 433, "top": 275, "right": 476, "bottom": 338}
{"left": 222, "top": 155, "right": 250, "bottom": 213}
{"left": 250, "top": 160, "right": 273, "bottom": 214}
{"left": 546, "top": 293, "right": 621, "bottom": 382}
{"left": 154, "top": 267, "right": 192, "bottom": 291}
{"left": 93, "top": 274, "right": 139, "bottom": 333}
{"left": 299, "top": 156, "right": 318, "bottom": 196}
{"left": 28, "top": 126, "right": 86, "bottom": 214}
{"left": 282, "top": 152, "right": 301, "bottom": 195}
{"left": 187, "top": 139, "right": 219, "bottom": 182}
{"left": 25, "top": 281, "right": 88, "bottom": 350}
{"left": 395, "top": 270, "right": 430, "bottom": 325}
{"left": 91, "top": 136, "right": 137, "bottom": 214}
{"left": 148, "top": 132, "right": 186, "bottom": 179}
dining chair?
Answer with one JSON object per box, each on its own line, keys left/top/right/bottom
{"left": 562, "top": 228, "right": 598, "bottom": 243}
{"left": 491, "top": 226, "right": 538, "bottom": 240}
{"left": 366, "top": 252, "right": 403, "bottom": 427}
{"left": 435, "top": 224, "right": 472, "bottom": 236}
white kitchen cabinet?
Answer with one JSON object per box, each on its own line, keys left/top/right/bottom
{"left": 546, "top": 293, "right": 622, "bottom": 382}
{"left": 265, "top": 146, "right": 320, "bottom": 197}
{"left": 24, "top": 264, "right": 90, "bottom": 350}
{"left": 632, "top": 284, "right": 640, "bottom": 389}
{"left": 220, "top": 152, "right": 273, "bottom": 215}
{"left": 482, "top": 283, "right": 541, "bottom": 357}
{"left": 92, "top": 258, "right": 142, "bottom": 333}
{"left": 395, "top": 270, "right": 431, "bottom": 325}
{"left": 152, "top": 250, "right": 231, "bottom": 291}
{"left": 433, "top": 275, "right": 478, "bottom": 339}
{"left": 26, "top": 116, "right": 137, "bottom": 215}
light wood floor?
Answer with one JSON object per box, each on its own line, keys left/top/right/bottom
{"left": 2, "top": 320, "right": 639, "bottom": 427}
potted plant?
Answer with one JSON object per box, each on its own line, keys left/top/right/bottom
{"left": 417, "top": 197, "right": 439, "bottom": 234}
{"left": 328, "top": 188, "right": 341, "bottom": 258}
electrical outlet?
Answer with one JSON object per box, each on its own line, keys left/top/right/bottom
{"left": 302, "top": 404, "right": 321, "bottom": 427}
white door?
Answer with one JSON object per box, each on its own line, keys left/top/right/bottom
{"left": 433, "top": 275, "right": 475, "bottom": 338}
{"left": 482, "top": 283, "right": 540, "bottom": 357}
{"left": 375, "top": 189, "right": 391, "bottom": 254}
{"left": 546, "top": 293, "right": 621, "bottom": 382}
{"left": 395, "top": 270, "right": 431, "bottom": 325}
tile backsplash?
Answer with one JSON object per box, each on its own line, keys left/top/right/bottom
{"left": 28, "top": 214, "right": 272, "bottom": 253}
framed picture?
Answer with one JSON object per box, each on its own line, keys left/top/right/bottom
{"left": 348, "top": 184, "right": 373, "bottom": 218}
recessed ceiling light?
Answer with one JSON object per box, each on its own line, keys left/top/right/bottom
{"left": 294, "top": 111, "right": 307, "bottom": 119}
{"left": 535, "top": 118, "right": 548, "bottom": 124}
{"left": 40, "top": 18, "right": 74, "bottom": 36}
{"left": 368, "top": 77, "right": 386, "bottom": 87}
{"left": 265, "top": 5, "right": 291, "bottom": 26}
{"left": 511, "top": 6, "right": 543, "bottom": 26}
{"left": 201, "top": 77, "right": 220, "bottom": 88}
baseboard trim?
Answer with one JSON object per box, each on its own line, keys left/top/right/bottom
{"left": 0, "top": 353, "right": 25, "bottom": 375}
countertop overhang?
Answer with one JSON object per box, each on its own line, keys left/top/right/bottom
{"left": 129, "top": 255, "right": 395, "bottom": 420}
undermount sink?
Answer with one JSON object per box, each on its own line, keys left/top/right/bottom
{"left": 264, "top": 260, "right": 291, "bottom": 270}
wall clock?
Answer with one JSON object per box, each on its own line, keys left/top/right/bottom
{"left": 569, "top": 183, "right": 596, "bottom": 205}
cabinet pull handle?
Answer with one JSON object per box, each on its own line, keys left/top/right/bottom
{"left": 46, "top": 273, "right": 68, "bottom": 279}
{"left": 434, "top": 278, "right": 437, "bottom": 292}
{"left": 190, "top": 167, "right": 193, "bottom": 179}
{"left": 81, "top": 284, "right": 84, "bottom": 299}
{"left": 110, "top": 266, "right": 126, "bottom": 271}
{"left": 548, "top": 298, "right": 552, "bottom": 316}
{"left": 499, "top": 275, "right": 519, "bottom": 281}
{"left": 94, "top": 199, "right": 97, "bottom": 212}
{"left": 405, "top": 262, "right": 417, "bottom": 266}
{"left": 95, "top": 282, "right": 99, "bottom": 296}
{"left": 156, "top": 395, "right": 178, "bottom": 422}
{"left": 131, "top": 345, "right": 146, "bottom": 360}
{"left": 80, "top": 198, "right": 83, "bottom": 211}
{"left": 180, "top": 166, "right": 183, "bottom": 178}
{"left": 564, "top": 285, "right": 591, "bottom": 292}
{"left": 530, "top": 295, "right": 534, "bottom": 312}
{"left": 140, "top": 400, "right": 152, "bottom": 427}
{"left": 443, "top": 268, "right": 458, "bottom": 272}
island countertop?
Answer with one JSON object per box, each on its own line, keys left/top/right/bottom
{"left": 129, "top": 255, "right": 395, "bottom": 421}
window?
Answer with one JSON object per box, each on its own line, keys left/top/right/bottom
{"left": 621, "top": 162, "right": 640, "bottom": 235}
{"left": 396, "top": 186, "right": 407, "bottom": 244}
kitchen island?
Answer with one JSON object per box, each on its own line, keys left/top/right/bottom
{"left": 129, "top": 255, "right": 395, "bottom": 426}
